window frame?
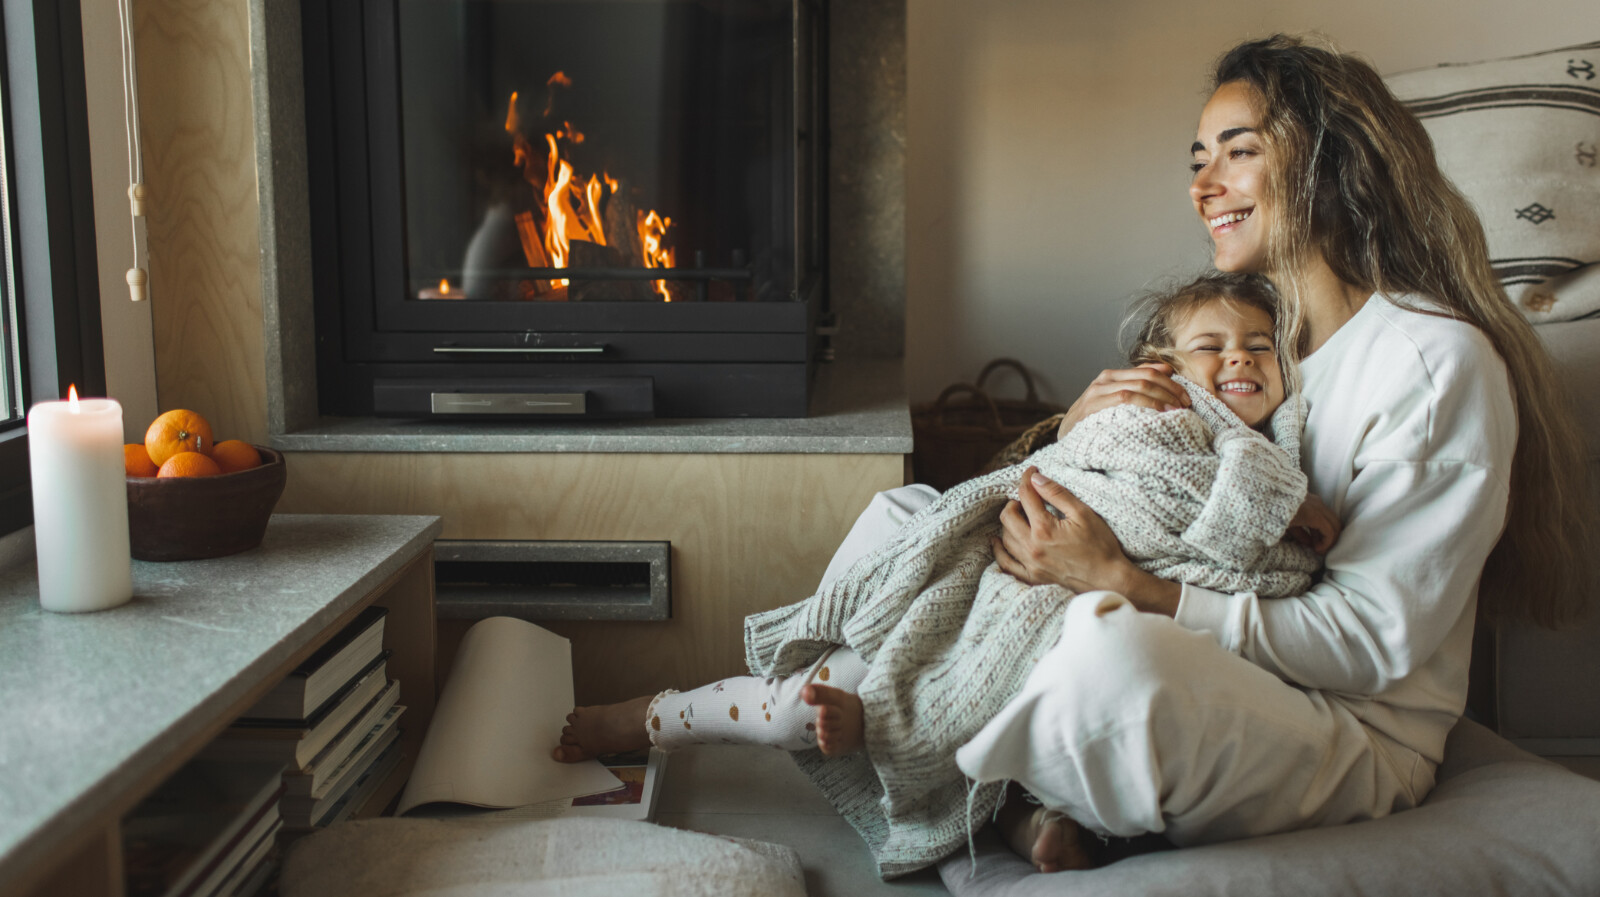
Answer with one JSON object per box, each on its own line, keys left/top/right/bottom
{"left": 0, "top": 0, "right": 107, "bottom": 537}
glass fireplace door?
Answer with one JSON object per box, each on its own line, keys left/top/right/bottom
{"left": 304, "top": 0, "right": 823, "bottom": 418}
{"left": 373, "top": 0, "right": 799, "bottom": 329}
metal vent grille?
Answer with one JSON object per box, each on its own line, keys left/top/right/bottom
{"left": 433, "top": 540, "right": 669, "bottom": 621}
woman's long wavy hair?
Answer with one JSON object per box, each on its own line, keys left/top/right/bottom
{"left": 1213, "top": 34, "right": 1593, "bottom": 627}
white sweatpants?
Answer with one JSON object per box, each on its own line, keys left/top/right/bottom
{"left": 840, "top": 486, "right": 1422, "bottom": 845}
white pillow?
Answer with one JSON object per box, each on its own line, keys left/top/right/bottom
{"left": 280, "top": 817, "right": 806, "bottom": 897}
{"left": 1386, "top": 42, "right": 1600, "bottom": 324}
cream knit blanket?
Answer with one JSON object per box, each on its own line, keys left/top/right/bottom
{"left": 744, "top": 376, "right": 1320, "bottom": 877}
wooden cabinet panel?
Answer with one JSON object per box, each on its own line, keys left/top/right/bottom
{"left": 278, "top": 452, "right": 905, "bottom": 702}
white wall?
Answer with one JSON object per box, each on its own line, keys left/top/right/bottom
{"left": 82, "top": 0, "right": 159, "bottom": 441}
{"left": 906, "top": 0, "right": 1597, "bottom": 404}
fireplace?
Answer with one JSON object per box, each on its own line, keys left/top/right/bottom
{"left": 302, "top": 0, "right": 828, "bottom": 419}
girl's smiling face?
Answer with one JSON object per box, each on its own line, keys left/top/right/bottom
{"left": 1168, "top": 300, "right": 1284, "bottom": 428}
{"left": 1190, "top": 82, "right": 1272, "bottom": 275}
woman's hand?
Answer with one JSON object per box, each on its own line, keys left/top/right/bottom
{"left": 992, "top": 467, "right": 1181, "bottom": 616}
{"left": 1288, "top": 494, "right": 1342, "bottom": 554}
{"left": 1057, "top": 363, "right": 1190, "bottom": 440}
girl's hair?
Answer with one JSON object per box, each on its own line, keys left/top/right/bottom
{"left": 1213, "top": 34, "right": 1593, "bottom": 627}
{"left": 1125, "top": 272, "right": 1279, "bottom": 368}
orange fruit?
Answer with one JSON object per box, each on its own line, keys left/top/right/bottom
{"left": 145, "top": 410, "right": 213, "bottom": 467}
{"left": 124, "top": 444, "right": 159, "bottom": 477}
{"left": 157, "top": 452, "right": 222, "bottom": 478}
{"left": 211, "top": 440, "right": 262, "bottom": 474}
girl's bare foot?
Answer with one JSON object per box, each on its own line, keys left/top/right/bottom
{"left": 801, "top": 684, "right": 864, "bottom": 756}
{"left": 553, "top": 695, "right": 654, "bottom": 762}
{"left": 996, "top": 786, "right": 1096, "bottom": 873}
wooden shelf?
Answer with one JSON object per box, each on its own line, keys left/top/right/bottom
{"left": 0, "top": 515, "right": 440, "bottom": 897}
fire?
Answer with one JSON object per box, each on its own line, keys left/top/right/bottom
{"left": 542, "top": 133, "right": 576, "bottom": 283}
{"left": 504, "top": 78, "right": 676, "bottom": 298}
{"left": 439, "top": 279, "right": 452, "bottom": 297}
{"left": 638, "top": 211, "right": 676, "bottom": 301}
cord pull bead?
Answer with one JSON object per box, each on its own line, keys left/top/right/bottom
{"left": 126, "top": 267, "right": 148, "bottom": 302}
{"left": 127, "top": 183, "right": 146, "bottom": 217}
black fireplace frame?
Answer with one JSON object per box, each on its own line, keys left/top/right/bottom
{"left": 302, "top": 0, "right": 828, "bottom": 419}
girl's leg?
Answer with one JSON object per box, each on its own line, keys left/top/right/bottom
{"left": 557, "top": 486, "right": 935, "bottom": 763}
{"left": 648, "top": 646, "right": 868, "bottom": 752}
{"left": 557, "top": 647, "right": 869, "bottom": 760}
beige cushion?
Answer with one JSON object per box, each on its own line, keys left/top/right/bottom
{"left": 939, "top": 719, "right": 1600, "bottom": 897}
{"left": 280, "top": 817, "right": 805, "bottom": 897}
{"left": 1386, "top": 42, "right": 1600, "bottom": 324}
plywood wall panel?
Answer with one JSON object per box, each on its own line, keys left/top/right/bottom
{"left": 279, "top": 452, "right": 905, "bottom": 702}
{"left": 136, "top": 0, "right": 267, "bottom": 443}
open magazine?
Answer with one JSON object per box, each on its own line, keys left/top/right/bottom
{"left": 397, "top": 616, "right": 668, "bottom": 821}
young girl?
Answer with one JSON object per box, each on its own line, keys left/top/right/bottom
{"left": 555, "top": 271, "right": 1340, "bottom": 877}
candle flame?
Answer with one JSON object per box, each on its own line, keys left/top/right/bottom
{"left": 68, "top": 384, "right": 79, "bottom": 413}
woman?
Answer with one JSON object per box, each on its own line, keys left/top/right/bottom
{"left": 960, "top": 34, "right": 1593, "bottom": 871}
{"left": 559, "top": 33, "right": 1593, "bottom": 875}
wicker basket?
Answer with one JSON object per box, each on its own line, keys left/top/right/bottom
{"left": 910, "top": 359, "right": 1065, "bottom": 491}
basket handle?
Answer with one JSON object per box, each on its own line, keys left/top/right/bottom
{"left": 974, "top": 358, "right": 1040, "bottom": 402}
{"left": 933, "top": 383, "right": 1004, "bottom": 430}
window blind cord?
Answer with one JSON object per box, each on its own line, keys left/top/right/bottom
{"left": 117, "top": 0, "right": 148, "bottom": 302}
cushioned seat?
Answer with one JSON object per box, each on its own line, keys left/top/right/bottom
{"left": 938, "top": 719, "right": 1600, "bottom": 897}
{"left": 279, "top": 817, "right": 806, "bottom": 897}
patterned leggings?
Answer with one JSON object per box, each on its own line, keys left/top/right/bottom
{"left": 646, "top": 646, "right": 868, "bottom": 752}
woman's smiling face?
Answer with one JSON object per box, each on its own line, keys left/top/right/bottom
{"left": 1191, "top": 82, "right": 1272, "bottom": 275}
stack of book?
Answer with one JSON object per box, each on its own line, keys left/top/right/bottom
{"left": 202, "top": 605, "right": 405, "bottom": 830}
{"left": 122, "top": 759, "right": 285, "bottom": 897}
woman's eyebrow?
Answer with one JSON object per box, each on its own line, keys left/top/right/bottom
{"left": 1190, "top": 126, "right": 1259, "bottom": 154}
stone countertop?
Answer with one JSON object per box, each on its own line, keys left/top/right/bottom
{"left": 0, "top": 514, "right": 442, "bottom": 890}
{"left": 270, "top": 359, "right": 913, "bottom": 454}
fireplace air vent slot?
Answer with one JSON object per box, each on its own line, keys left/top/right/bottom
{"left": 433, "top": 540, "right": 670, "bottom": 621}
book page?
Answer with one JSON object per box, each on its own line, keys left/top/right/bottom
{"left": 396, "top": 617, "right": 621, "bottom": 814}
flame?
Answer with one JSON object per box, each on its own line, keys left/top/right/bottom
{"left": 439, "top": 278, "right": 452, "bottom": 297}
{"left": 68, "top": 384, "right": 80, "bottom": 412}
{"left": 543, "top": 71, "right": 572, "bottom": 117}
{"left": 504, "top": 79, "right": 677, "bottom": 297}
{"left": 543, "top": 133, "right": 575, "bottom": 285}
{"left": 638, "top": 211, "right": 676, "bottom": 301}
{"left": 583, "top": 175, "right": 607, "bottom": 246}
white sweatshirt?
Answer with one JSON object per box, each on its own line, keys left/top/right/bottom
{"left": 1175, "top": 293, "right": 1516, "bottom": 764}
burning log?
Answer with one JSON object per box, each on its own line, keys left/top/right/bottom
{"left": 567, "top": 240, "right": 656, "bottom": 302}
{"left": 603, "top": 189, "right": 645, "bottom": 268}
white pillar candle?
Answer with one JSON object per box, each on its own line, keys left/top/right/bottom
{"left": 27, "top": 391, "right": 133, "bottom": 613}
